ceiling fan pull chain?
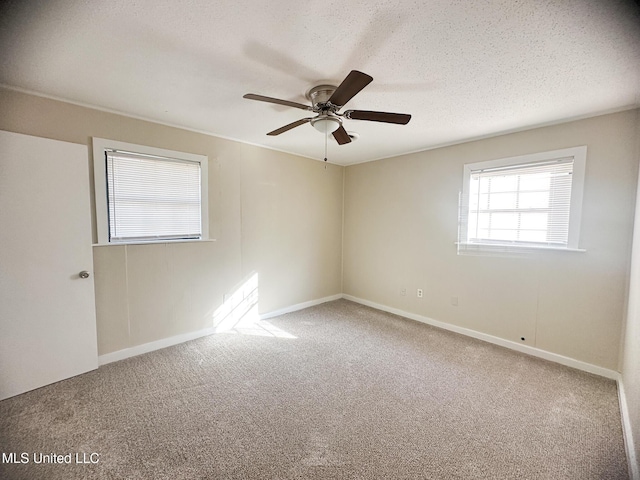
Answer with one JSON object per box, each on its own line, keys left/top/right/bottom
{"left": 324, "top": 127, "right": 328, "bottom": 169}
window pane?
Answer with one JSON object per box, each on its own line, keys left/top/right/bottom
{"left": 479, "top": 177, "right": 490, "bottom": 194}
{"left": 519, "top": 174, "right": 550, "bottom": 191}
{"left": 518, "top": 230, "right": 547, "bottom": 243}
{"left": 489, "top": 175, "right": 518, "bottom": 193}
{"left": 469, "top": 177, "right": 480, "bottom": 197}
{"left": 480, "top": 229, "right": 518, "bottom": 241}
{"left": 476, "top": 193, "right": 488, "bottom": 210}
{"left": 490, "top": 212, "right": 519, "bottom": 230}
{"left": 477, "top": 213, "right": 490, "bottom": 230}
{"left": 519, "top": 191, "right": 550, "bottom": 209}
{"left": 520, "top": 212, "right": 548, "bottom": 231}
{"left": 467, "top": 216, "right": 479, "bottom": 241}
{"left": 488, "top": 192, "right": 517, "bottom": 210}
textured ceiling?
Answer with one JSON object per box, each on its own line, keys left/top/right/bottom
{"left": 1, "top": 0, "right": 639, "bottom": 165}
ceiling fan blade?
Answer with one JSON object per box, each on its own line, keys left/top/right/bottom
{"left": 328, "top": 70, "right": 373, "bottom": 107}
{"left": 332, "top": 126, "right": 352, "bottom": 145}
{"left": 267, "top": 118, "right": 313, "bottom": 136}
{"left": 345, "top": 110, "right": 411, "bottom": 125}
{"left": 243, "top": 94, "right": 312, "bottom": 111}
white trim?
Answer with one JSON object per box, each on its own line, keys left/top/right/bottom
{"left": 455, "top": 242, "right": 586, "bottom": 253}
{"left": 618, "top": 377, "right": 640, "bottom": 480}
{"left": 92, "top": 137, "right": 209, "bottom": 245}
{"left": 98, "top": 294, "right": 342, "bottom": 365}
{"left": 0, "top": 84, "right": 339, "bottom": 165}
{"left": 100, "top": 293, "right": 621, "bottom": 378}
{"left": 98, "top": 326, "right": 215, "bottom": 365}
{"left": 2, "top": 84, "right": 636, "bottom": 168}
{"left": 93, "top": 239, "right": 216, "bottom": 247}
{"left": 342, "top": 106, "right": 637, "bottom": 166}
{"left": 259, "top": 294, "right": 343, "bottom": 320}
{"left": 342, "top": 294, "right": 618, "bottom": 380}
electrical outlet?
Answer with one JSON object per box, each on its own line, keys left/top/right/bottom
{"left": 417, "top": 289, "right": 423, "bottom": 298}
{"left": 400, "top": 288, "right": 407, "bottom": 296}
{"left": 451, "top": 296, "right": 459, "bottom": 306}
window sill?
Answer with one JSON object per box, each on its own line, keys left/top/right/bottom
{"left": 93, "top": 239, "right": 216, "bottom": 247}
{"left": 455, "top": 242, "right": 586, "bottom": 253}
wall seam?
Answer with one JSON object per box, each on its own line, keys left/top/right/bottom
{"left": 340, "top": 166, "right": 346, "bottom": 293}
{"left": 124, "top": 245, "right": 131, "bottom": 346}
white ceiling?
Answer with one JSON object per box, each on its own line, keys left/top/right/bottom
{"left": 1, "top": 0, "right": 639, "bottom": 166}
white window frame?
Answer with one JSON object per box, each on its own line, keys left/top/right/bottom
{"left": 93, "top": 138, "right": 209, "bottom": 245}
{"left": 458, "top": 146, "right": 587, "bottom": 252}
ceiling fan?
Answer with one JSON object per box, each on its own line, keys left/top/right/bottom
{"left": 243, "top": 70, "right": 411, "bottom": 145}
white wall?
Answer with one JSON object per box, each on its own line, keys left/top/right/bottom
{"left": 343, "top": 110, "right": 639, "bottom": 370}
{"left": 0, "top": 87, "right": 344, "bottom": 355}
{"left": 621, "top": 109, "right": 640, "bottom": 477}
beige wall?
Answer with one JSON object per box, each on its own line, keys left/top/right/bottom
{"left": 343, "top": 109, "right": 639, "bottom": 370}
{"left": 2, "top": 86, "right": 638, "bottom": 376}
{"left": 0, "top": 88, "right": 344, "bottom": 355}
{"left": 621, "top": 109, "right": 640, "bottom": 474}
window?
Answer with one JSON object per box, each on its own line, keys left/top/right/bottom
{"left": 458, "top": 146, "right": 586, "bottom": 253}
{"left": 93, "top": 138, "right": 208, "bottom": 244}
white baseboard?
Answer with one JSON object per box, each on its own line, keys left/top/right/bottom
{"left": 100, "top": 292, "right": 617, "bottom": 378}
{"left": 98, "top": 327, "right": 215, "bottom": 365}
{"left": 618, "top": 377, "right": 640, "bottom": 480}
{"left": 342, "top": 294, "right": 619, "bottom": 380}
{"left": 101, "top": 293, "right": 619, "bottom": 380}
{"left": 259, "top": 293, "right": 343, "bottom": 320}
{"left": 98, "top": 293, "right": 342, "bottom": 365}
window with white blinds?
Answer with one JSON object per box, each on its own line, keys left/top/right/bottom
{"left": 106, "top": 151, "right": 202, "bottom": 242}
{"left": 93, "top": 138, "right": 208, "bottom": 244}
{"left": 459, "top": 147, "right": 586, "bottom": 252}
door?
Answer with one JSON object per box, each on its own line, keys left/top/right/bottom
{"left": 0, "top": 130, "right": 98, "bottom": 400}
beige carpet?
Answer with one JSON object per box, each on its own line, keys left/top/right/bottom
{"left": 0, "top": 299, "right": 628, "bottom": 479}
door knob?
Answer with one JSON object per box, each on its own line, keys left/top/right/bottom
{"left": 79, "top": 271, "right": 90, "bottom": 279}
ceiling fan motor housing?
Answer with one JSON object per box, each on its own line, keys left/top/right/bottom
{"left": 306, "top": 85, "right": 338, "bottom": 111}
{"left": 307, "top": 85, "right": 342, "bottom": 133}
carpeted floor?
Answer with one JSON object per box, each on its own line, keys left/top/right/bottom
{"left": 0, "top": 299, "right": 629, "bottom": 479}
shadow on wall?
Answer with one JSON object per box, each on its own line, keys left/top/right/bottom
{"left": 212, "top": 272, "right": 296, "bottom": 339}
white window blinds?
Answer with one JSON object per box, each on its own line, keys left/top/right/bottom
{"left": 467, "top": 158, "right": 574, "bottom": 246}
{"left": 105, "top": 150, "right": 202, "bottom": 242}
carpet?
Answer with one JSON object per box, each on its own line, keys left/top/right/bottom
{"left": 0, "top": 299, "right": 628, "bottom": 479}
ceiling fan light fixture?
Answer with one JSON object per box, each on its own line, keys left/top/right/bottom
{"left": 311, "top": 116, "right": 341, "bottom": 134}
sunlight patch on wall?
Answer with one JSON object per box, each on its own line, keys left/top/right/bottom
{"left": 212, "top": 272, "right": 296, "bottom": 338}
